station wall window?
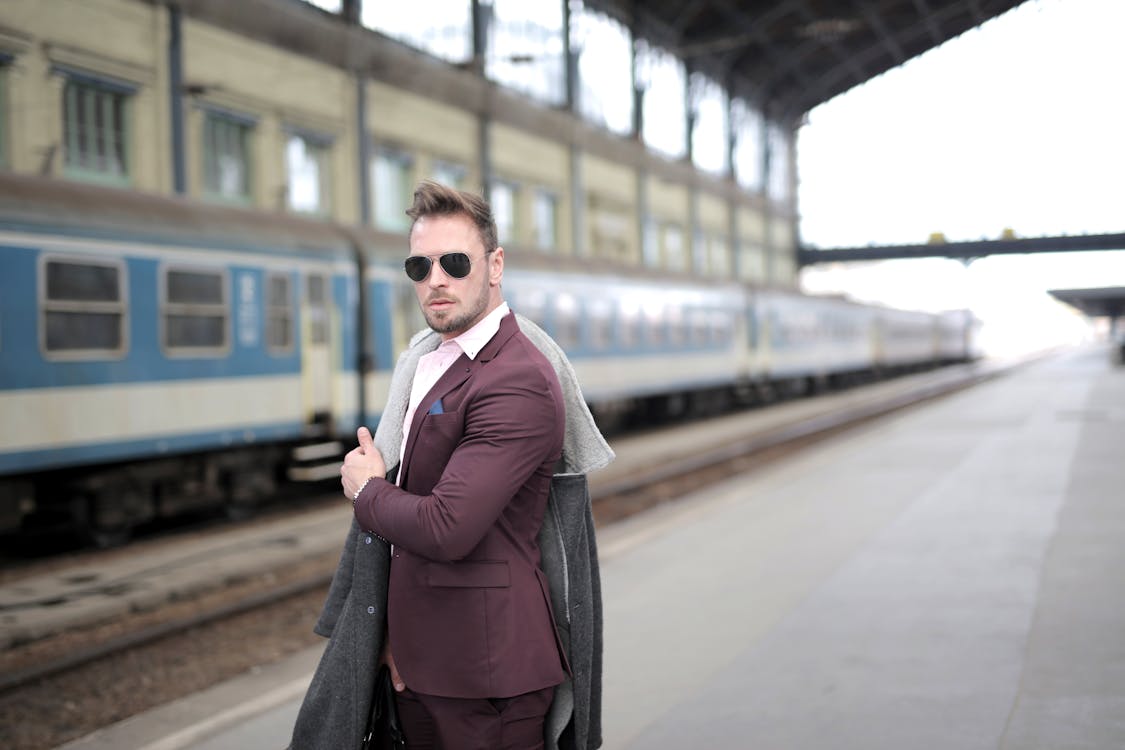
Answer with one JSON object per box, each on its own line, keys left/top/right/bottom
{"left": 61, "top": 73, "right": 134, "bottom": 185}
{"left": 708, "top": 234, "right": 731, "bottom": 277}
{"left": 41, "top": 257, "right": 126, "bottom": 357}
{"left": 641, "top": 218, "right": 659, "bottom": 268}
{"left": 589, "top": 198, "right": 632, "bottom": 264}
{"left": 532, "top": 189, "right": 558, "bottom": 251}
{"left": 361, "top": 0, "right": 472, "bottom": 66}
{"left": 490, "top": 179, "right": 518, "bottom": 245}
{"left": 162, "top": 267, "right": 228, "bottom": 353}
{"left": 286, "top": 130, "right": 333, "bottom": 216}
{"left": 266, "top": 273, "right": 295, "bottom": 352}
{"left": 732, "top": 98, "right": 764, "bottom": 191}
{"left": 430, "top": 159, "right": 466, "bottom": 190}
{"left": 372, "top": 146, "right": 413, "bottom": 232}
{"left": 571, "top": 4, "right": 634, "bottom": 136}
{"left": 486, "top": 0, "right": 565, "bottom": 106}
{"left": 636, "top": 40, "right": 687, "bottom": 159}
{"left": 690, "top": 72, "right": 729, "bottom": 175}
{"left": 663, "top": 224, "right": 687, "bottom": 272}
{"left": 202, "top": 109, "right": 254, "bottom": 203}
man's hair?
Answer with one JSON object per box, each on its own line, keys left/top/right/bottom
{"left": 406, "top": 180, "right": 499, "bottom": 253}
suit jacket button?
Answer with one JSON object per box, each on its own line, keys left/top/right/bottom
{"left": 365, "top": 536, "right": 372, "bottom": 544}
{"left": 367, "top": 606, "right": 376, "bottom": 615}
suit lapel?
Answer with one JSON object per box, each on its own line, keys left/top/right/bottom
{"left": 399, "top": 313, "right": 521, "bottom": 485}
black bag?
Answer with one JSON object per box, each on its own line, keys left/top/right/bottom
{"left": 361, "top": 665, "right": 406, "bottom": 750}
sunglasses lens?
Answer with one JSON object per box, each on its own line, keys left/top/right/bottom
{"left": 438, "top": 253, "right": 472, "bottom": 279}
{"left": 404, "top": 256, "right": 432, "bottom": 282}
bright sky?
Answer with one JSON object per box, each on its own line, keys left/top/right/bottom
{"left": 797, "top": 0, "right": 1125, "bottom": 355}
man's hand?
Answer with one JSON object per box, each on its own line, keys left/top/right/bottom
{"left": 341, "top": 426, "right": 386, "bottom": 500}
{"left": 380, "top": 642, "right": 406, "bottom": 692}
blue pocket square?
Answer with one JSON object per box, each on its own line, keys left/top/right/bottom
{"left": 427, "top": 399, "right": 444, "bottom": 415}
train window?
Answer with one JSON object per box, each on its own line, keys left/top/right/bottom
{"left": 644, "top": 305, "right": 666, "bottom": 347}
{"left": 532, "top": 189, "right": 558, "bottom": 251}
{"left": 689, "top": 309, "right": 711, "bottom": 347}
{"left": 41, "top": 258, "right": 126, "bottom": 356}
{"left": 618, "top": 301, "right": 643, "bottom": 349}
{"left": 393, "top": 282, "right": 428, "bottom": 354}
{"left": 306, "top": 274, "right": 329, "bottom": 345}
{"left": 266, "top": 273, "right": 295, "bottom": 352}
{"left": 666, "top": 305, "right": 686, "bottom": 347}
{"left": 712, "top": 310, "right": 733, "bottom": 345}
{"left": 373, "top": 146, "right": 413, "bottom": 231}
{"left": 203, "top": 109, "right": 254, "bottom": 203}
{"left": 553, "top": 293, "right": 580, "bottom": 350}
{"left": 162, "top": 267, "right": 228, "bottom": 352}
{"left": 516, "top": 288, "right": 548, "bottom": 331}
{"left": 286, "top": 131, "right": 332, "bottom": 216}
{"left": 587, "top": 299, "right": 614, "bottom": 350}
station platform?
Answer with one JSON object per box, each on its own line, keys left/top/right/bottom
{"left": 58, "top": 344, "right": 1125, "bottom": 749}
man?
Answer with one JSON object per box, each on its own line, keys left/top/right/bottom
{"left": 337, "top": 181, "right": 574, "bottom": 749}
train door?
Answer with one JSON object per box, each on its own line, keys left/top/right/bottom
{"left": 302, "top": 272, "right": 333, "bottom": 423}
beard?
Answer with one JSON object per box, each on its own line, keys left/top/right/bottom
{"left": 423, "top": 273, "right": 491, "bottom": 335}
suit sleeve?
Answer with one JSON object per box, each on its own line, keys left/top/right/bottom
{"left": 354, "top": 366, "right": 563, "bottom": 561}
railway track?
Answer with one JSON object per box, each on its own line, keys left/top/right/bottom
{"left": 0, "top": 359, "right": 1014, "bottom": 750}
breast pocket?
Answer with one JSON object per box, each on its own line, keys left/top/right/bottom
{"left": 416, "top": 411, "right": 462, "bottom": 461}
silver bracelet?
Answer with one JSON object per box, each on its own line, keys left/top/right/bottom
{"left": 353, "top": 475, "right": 376, "bottom": 505}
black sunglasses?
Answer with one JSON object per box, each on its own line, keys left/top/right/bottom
{"left": 403, "top": 251, "right": 490, "bottom": 282}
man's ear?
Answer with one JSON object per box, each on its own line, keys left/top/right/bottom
{"left": 490, "top": 247, "right": 505, "bottom": 287}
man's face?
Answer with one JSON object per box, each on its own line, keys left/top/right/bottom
{"left": 408, "top": 213, "right": 503, "bottom": 340}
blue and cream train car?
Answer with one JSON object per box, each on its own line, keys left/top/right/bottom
{"left": 0, "top": 175, "right": 368, "bottom": 542}
{"left": 0, "top": 175, "right": 978, "bottom": 543}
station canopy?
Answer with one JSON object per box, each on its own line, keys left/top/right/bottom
{"left": 1048, "top": 288, "right": 1125, "bottom": 319}
{"left": 583, "top": 0, "right": 1028, "bottom": 121}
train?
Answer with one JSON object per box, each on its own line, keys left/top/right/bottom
{"left": 0, "top": 174, "right": 978, "bottom": 544}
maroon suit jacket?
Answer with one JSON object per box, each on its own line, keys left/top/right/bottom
{"left": 354, "top": 311, "right": 568, "bottom": 699}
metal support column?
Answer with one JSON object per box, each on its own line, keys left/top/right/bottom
{"left": 168, "top": 4, "right": 186, "bottom": 194}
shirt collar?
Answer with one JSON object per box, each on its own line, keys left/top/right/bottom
{"left": 442, "top": 302, "right": 509, "bottom": 361}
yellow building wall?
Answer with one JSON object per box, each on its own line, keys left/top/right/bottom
{"left": 1, "top": 0, "right": 167, "bottom": 191}
{"left": 183, "top": 18, "right": 358, "bottom": 222}
{"left": 581, "top": 153, "right": 638, "bottom": 264}
{"left": 770, "top": 218, "right": 797, "bottom": 286}
{"left": 646, "top": 175, "right": 689, "bottom": 223}
{"left": 738, "top": 206, "right": 767, "bottom": 283}
{"left": 368, "top": 81, "right": 478, "bottom": 175}
{"left": 698, "top": 193, "right": 729, "bottom": 235}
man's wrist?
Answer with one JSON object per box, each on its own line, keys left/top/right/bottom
{"left": 352, "top": 475, "right": 376, "bottom": 505}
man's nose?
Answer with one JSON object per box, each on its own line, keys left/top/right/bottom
{"left": 427, "top": 261, "right": 451, "bottom": 286}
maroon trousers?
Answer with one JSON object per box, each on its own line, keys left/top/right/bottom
{"left": 393, "top": 685, "right": 554, "bottom": 750}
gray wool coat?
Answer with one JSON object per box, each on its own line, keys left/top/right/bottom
{"left": 289, "top": 314, "right": 614, "bottom": 750}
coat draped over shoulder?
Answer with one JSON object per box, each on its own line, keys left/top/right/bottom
{"left": 289, "top": 315, "right": 613, "bottom": 750}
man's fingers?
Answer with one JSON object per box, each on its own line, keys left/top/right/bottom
{"left": 386, "top": 649, "right": 405, "bottom": 692}
{"left": 357, "top": 426, "right": 375, "bottom": 453}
